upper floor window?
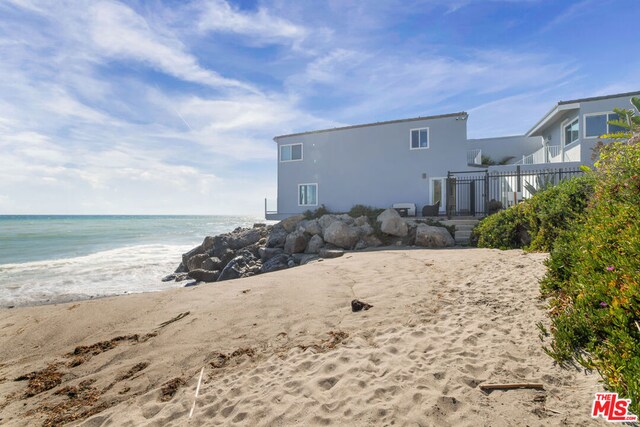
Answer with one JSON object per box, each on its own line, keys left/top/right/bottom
{"left": 280, "top": 143, "right": 303, "bottom": 161}
{"left": 563, "top": 118, "right": 579, "bottom": 145}
{"left": 298, "top": 183, "right": 317, "bottom": 206}
{"left": 585, "top": 112, "right": 627, "bottom": 138}
{"left": 410, "top": 128, "right": 429, "bottom": 149}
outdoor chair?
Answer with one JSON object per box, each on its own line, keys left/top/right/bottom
{"left": 421, "top": 202, "right": 440, "bottom": 217}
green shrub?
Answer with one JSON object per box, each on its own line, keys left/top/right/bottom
{"left": 542, "top": 141, "right": 640, "bottom": 415}
{"left": 472, "top": 202, "right": 529, "bottom": 249}
{"left": 303, "top": 204, "right": 330, "bottom": 219}
{"left": 522, "top": 174, "right": 594, "bottom": 251}
{"left": 472, "top": 175, "right": 594, "bottom": 251}
{"left": 348, "top": 204, "right": 384, "bottom": 223}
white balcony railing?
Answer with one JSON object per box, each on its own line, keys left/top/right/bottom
{"left": 467, "top": 149, "right": 482, "bottom": 165}
{"left": 515, "top": 144, "right": 581, "bottom": 165}
{"left": 548, "top": 145, "right": 562, "bottom": 162}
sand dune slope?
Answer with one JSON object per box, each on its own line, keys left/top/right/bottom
{"left": 0, "top": 248, "right": 603, "bottom": 426}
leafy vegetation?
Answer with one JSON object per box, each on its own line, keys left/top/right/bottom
{"left": 471, "top": 175, "right": 594, "bottom": 251}
{"left": 540, "top": 119, "right": 640, "bottom": 415}
{"left": 347, "top": 204, "right": 384, "bottom": 223}
{"left": 472, "top": 98, "right": 640, "bottom": 413}
{"left": 481, "top": 155, "right": 515, "bottom": 166}
{"left": 303, "top": 204, "right": 330, "bottom": 219}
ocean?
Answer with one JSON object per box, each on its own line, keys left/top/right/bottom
{"left": 0, "top": 215, "right": 267, "bottom": 307}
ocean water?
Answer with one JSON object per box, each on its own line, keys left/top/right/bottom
{"left": 0, "top": 215, "right": 267, "bottom": 307}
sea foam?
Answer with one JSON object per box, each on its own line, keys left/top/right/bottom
{"left": 0, "top": 244, "right": 192, "bottom": 307}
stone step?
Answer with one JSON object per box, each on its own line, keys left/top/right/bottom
{"left": 441, "top": 222, "right": 479, "bottom": 228}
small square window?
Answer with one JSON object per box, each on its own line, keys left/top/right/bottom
{"left": 298, "top": 184, "right": 317, "bottom": 206}
{"left": 410, "top": 128, "right": 429, "bottom": 149}
{"left": 280, "top": 143, "right": 303, "bottom": 161}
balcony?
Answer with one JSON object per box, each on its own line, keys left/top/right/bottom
{"left": 515, "top": 144, "right": 581, "bottom": 165}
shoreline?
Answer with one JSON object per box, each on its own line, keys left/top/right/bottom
{"left": 0, "top": 245, "right": 460, "bottom": 310}
{"left": 0, "top": 247, "right": 602, "bottom": 426}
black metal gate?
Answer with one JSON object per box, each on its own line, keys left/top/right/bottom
{"left": 446, "top": 166, "right": 584, "bottom": 218}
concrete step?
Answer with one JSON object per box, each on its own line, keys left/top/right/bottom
{"left": 440, "top": 220, "right": 480, "bottom": 227}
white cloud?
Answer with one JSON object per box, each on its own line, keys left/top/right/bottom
{"left": 89, "top": 1, "right": 257, "bottom": 92}
{"left": 286, "top": 47, "right": 577, "bottom": 121}
{"left": 197, "top": 0, "right": 307, "bottom": 45}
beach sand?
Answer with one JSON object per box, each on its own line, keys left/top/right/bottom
{"left": 0, "top": 248, "right": 603, "bottom": 426}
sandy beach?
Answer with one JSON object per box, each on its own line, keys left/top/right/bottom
{"left": 0, "top": 248, "right": 603, "bottom": 426}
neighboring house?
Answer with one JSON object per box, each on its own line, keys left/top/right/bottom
{"left": 265, "top": 91, "right": 639, "bottom": 220}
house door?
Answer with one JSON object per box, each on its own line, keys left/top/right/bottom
{"left": 430, "top": 177, "right": 447, "bottom": 213}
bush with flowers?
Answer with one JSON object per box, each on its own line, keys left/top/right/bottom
{"left": 542, "top": 99, "right": 640, "bottom": 415}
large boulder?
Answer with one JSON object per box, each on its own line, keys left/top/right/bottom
{"left": 364, "top": 235, "right": 383, "bottom": 247}
{"left": 218, "top": 250, "right": 261, "bottom": 282}
{"left": 317, "top": 214, "right": 341, "bottom": 233}
{"left": 280, "top": 214, "right": 306, "bottom": 233}
{"left": 357, "top": 223, "right": 374, "bottom": 238}
{"left": 377, "top": 209, "right": 408, "bottom": 237}
{"left": 186, "top": 253, "right": 209, "bottom": 271}
{"left": 353, "top": 215, "right": 369, "bottom": 227}
{"left": 227, "top": 228, "right": 262, "bottom": 250}
{"left": 292, "top": 253, "right": 318, "bottom": 265}
{"left": 300, "top": 219, "right": 322, "bottom": 236}
{"left": 260, "top": 253, "right": 294, "bottom": 273}
{"left": 376, "top": 208, "right": 400, "bottom": 223}
{"left": 188, "top": 269, "right": 220, "bottom": 283}
{"left": 284, "top": 230, "right": 309, "bottom": 254}
{"left": 323, "top": 221, "right": 360, "bottom": 249}
{"left": 259, "top": 247, "right": 284, "bottom": 261}
{"left": 305, "top": 234, "right": 324, "bottom": 254}
{"left": 182, "top": 245, "right": 205, "bottom": 271}
{"left": 266, "top": 225, "right": 288, "bottom": 248}
{"left": 201, "top": 256, "right": 223, "bottom": 271}
{"left": 414, "top": 224, "right": 455, "bottom": 247}
{"left": 318, "top": 248, "right": 345, "bottom": 259}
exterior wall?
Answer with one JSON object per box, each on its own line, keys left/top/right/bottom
{"left": 274, "top": 115, "right": 468, "bottom": 216}
{"left": 578, "top": 96, "right": 636, "bottom": 164}
{"left": 467, "top": 135, "right": 542, "bottom": 165}
{"left": 531, "top": 94, "right": 638, "bottom": 166}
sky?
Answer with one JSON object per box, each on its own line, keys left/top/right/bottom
{"left": 0, "top": 0, "right": 639, "bottom": 215}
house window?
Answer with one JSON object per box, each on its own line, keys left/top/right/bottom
{"left": 280, "top": 143, "right": 302, "bottom": 161}
{"left": 410, "top": 128, "right": 429, "bottom": 149}
{"left": 585, "top": 112, "right": 627, "bottom": 138}
{"left": 563, "top": 118, "right": 579, "bottom": 145}
{"left": 298, "top": 183, "right": 317, "bottom": 206}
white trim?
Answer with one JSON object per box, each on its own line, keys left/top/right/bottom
{"left": 527, "top": 102, "right": 580, "bottom": 136}
{"left": 583, "top": 111, "right": 618, "bottom": 139}
{"left": 561, "top": 116, "right": 580, "bottom": 147}
{"left": 429, "top": 177, "right": 446, "bottom": 213}
{"left": 409, "top": 127, "right": 430, "bottom": 150}
{"left": 279, "top": 143, "right": 303, "bottom": 162}
{"left": 297, "top": 183, "right": 318, "bottom": 207}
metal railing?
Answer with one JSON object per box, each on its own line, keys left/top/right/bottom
{"left": 446, "top": 166, "right": 584, "bottom": 217}
{"left": 516, "top": 144, "right": 582, "bottom": 165}
{"left": 467, "top": 149, "right": 482, "bottom": 165}
{"left": 264, "top": 198, "right": 278, "bottom": 215}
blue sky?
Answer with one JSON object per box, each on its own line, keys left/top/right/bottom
{"left": 0, "top": 0, "right": 638, "bottom": 215}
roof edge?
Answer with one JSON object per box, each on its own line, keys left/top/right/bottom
{"left": 558, "top": 90, "right": 640, "bottom": 105}
{"left": 273, "top": 111, "right": 468, "bottom": 141}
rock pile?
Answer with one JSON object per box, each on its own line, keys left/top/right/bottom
{"left": 164, "top": 209, "right": 455, "bottom": 286}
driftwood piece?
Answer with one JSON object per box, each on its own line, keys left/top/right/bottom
{"left": 158, "top": 311, "right": 190, "bottom": 329}
{"left": 479, "top": 383, "right": 544, "bottom": 391}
